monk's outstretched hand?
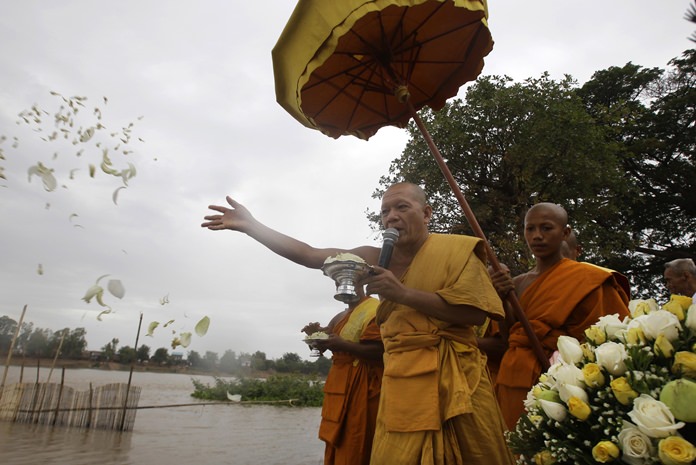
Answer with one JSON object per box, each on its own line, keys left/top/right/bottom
{"left": 201, "top": 196, "right": 254, "bottom": 232}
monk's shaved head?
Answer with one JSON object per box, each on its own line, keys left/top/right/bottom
{"left": 525, "top": 202, "right": 568, "bottom": 227}
{"left": 385, "top": 182, "right": 427, "bottom": 206}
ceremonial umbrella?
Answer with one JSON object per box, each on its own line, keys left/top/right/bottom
{"left": 272, "top": 0, "right": 549, "bottom": 370}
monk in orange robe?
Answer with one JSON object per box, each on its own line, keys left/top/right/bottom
{"left": 303, "top": 288, "right": 383, "bottom": 465}
{"left": 201, "top": 182, "right": 514, "bottom": 465}
{"left": 485, "top": 203, "right": 630, "bottom": 430}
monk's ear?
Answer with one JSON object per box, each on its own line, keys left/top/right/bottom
{"left": 423, "top": 204, "right": 433, "bottom": 224}
{"left": 562, "top": 224, "right": 571, "bottom": 240}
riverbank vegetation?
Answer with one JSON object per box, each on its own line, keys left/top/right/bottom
{"left": 191, "top": 374, "right": 325, "bottom": 407}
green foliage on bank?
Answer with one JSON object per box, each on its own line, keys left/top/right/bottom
{"left": 190, "top": 374, "right": 325, "bottom": 407}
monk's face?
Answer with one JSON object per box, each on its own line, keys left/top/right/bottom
{"left": 524, "top": 205, "right": 569, "bottom": 260}
{"left": 380, "top": 184, "right": 431, "bottom": 248}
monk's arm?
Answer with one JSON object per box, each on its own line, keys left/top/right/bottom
{"left": 314, "top": 337, "right": 384, "bottom": 360}
{"left": 391, "top": 286, "right": 488, "bottom": 326}
{"left": 202, "top": 196, "right": 379, "bottom": 268}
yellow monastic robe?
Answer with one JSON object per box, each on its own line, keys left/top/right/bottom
{"left": 495, "top": 258, "right": 630, "bottom": 430}
{"left": 370, "top": 234, "right": 514, "bottom": 465}
{"left": 320, "top": 297, "right": 383, "bottom": 465}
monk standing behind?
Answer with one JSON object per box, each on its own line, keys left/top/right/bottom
{"left": 485, "top": 202, "right": 630, "bottom": 430}
{"left": 302, "top": 286, "right": 383, "bottom": 465}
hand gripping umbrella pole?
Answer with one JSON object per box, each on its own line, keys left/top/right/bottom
{"left": 405, "top": 97, "right": 550, "bottom": 372}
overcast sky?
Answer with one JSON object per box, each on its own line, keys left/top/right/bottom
{"left": 1, "top": 1, "right": 693, "bottom": 361}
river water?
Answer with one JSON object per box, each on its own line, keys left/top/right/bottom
{"left": 0, "top": 366, "right": 324, "bottom": 465}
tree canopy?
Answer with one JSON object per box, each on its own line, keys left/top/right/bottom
{"left": 374, "top": 49, "right": 696, "bottom": 298}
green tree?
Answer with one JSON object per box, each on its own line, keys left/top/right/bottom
{"left": 0, "top": 316, "right": 18, "bottom": 353}
{"left": 250, "top": 350, "right": 269, "bottom": 371}
{"left": 59, "top": 327, "right": 88, "bottom": 359}
{"left": 136, "top": 344, "right": 150, "bottom": 363}
{"left": 187, "top": 349, "right": 202, "bottom": 368}
{"left": 152, "top": 347, "right": 170, "bottom": 365}
{"left": 25, "top": 328, "right": 52, "bottom": 357}
{"left": 219, "top": 350, "right": 239, "bottom": 374}
{"left": 101, "top": 338, "right": 119, "bottom": 361}
{"left": 375, "top": 51, "right": 696, "bottom": 296}
{"left": 377, "top": 73, "right": 629, "bottom": 277}
{"left": 118, "top": 345, "right": 137, "bottom": 364}
{"left": 275, "top": 352, "right": 303, "bottom": 373}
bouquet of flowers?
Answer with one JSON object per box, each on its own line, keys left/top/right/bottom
{"left": 507, "top": 295, "right": 696, "bottom": 464}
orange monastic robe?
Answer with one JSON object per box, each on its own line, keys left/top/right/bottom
{"left": 320, "top": 296, "right": 383, "bottom": 465}
{"left": 495, "top": 258, "right": 630, "bottom": 430}
{"left": 370, "top": 234, "right": 514, "bottom": 465}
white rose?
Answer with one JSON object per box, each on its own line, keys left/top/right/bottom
{"left": 557, "top": 335, "right": 584, "bottom": 365}
{"left": 597, "top": 313, "right": 628, "bottom": 340}
{"left": 628, "top": 394, "right": 685, "bottom": 438}
{"left": 686, "top": 303, "right": 696, "bottom": 332}
{"left": 559, "top": 383, "right": 589, "bottom": 404}
{"left": 634, "top": 310, "right": 681, "bottom": 342}
{"left": 539, "top": 399, "right": 567, "bottom": 422}
{"left": 628, "top": 298, "right": 659, "bottom": 318}
{"left": 549, "top": 362, "right": 585, "bottom": 388}
{"left": 595, "top": 341, "right": 628, "bottom": 376}
{"left": 618, "top": 421, "right": 654, "bottom": 465}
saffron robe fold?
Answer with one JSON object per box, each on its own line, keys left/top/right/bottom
{"left": 370, "top": 234, "right": 514, "bottom": 465}
{"left": 320, "top": 296, "right": 383, "bottom": 465}
{"left": 495, "top": 258, "right": 630, "bottom": 430}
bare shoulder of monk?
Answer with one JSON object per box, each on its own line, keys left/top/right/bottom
{"left": 514, "top": 271, "right": 539, "bottom": 296}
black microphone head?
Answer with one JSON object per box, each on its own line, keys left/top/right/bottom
{"left": 382, "top": 228, "right": 399, "bottom": 245}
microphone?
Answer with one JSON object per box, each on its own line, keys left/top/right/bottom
{"left": 377, "top": 228, "right": 399, "bottom": 268}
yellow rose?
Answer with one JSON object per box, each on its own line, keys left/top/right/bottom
{"left": 626, "top": 327, "right": 646, "bottom": 345}
{"left": 582, "top": 363, "right": 606, "bottom": 387}
{"left": 672, "top": 351, "right": 696, "bottom": 378}
{"left": 533, "top": 450, "right": 556, "bottom": 465}
{"left": 669, "top": 294, "right": 693, "bottom": 310}
{"left": 585, "top": 325, "right": 606, "bottom": 345}
{"left": 567, "top": 396, "right": 591, "bottom": 420}
{"left": 592, "top": 441, "right": 620, "bottom": 463}
{"left": 581, "top": 342, "right": 596, "bottom": 361}
{"left": 663, "top": 299, "right": 686, "bottom": 321}
{"left": 655, "top": 334, "right": 675, "bottom": 358}
{"left": 610, "top": 377, "right": 639, "bottom": 405}
{"left": 658, "top": 436, "right": 696, "bottom": 465}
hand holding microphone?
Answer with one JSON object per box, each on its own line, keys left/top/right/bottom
{"left": 377, "top": 228, "right": 399, "bottom": 268}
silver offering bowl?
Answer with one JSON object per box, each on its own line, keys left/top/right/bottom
{"left": 321, "top": 259, "right": 373, "bottom": 303}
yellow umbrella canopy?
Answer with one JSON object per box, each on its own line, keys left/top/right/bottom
{"left": 272, "top": 0, "right": 493, "bottom": 140}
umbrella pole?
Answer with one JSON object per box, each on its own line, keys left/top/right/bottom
{"left": 407, "top": 102, "right": 550, "bottom": 371}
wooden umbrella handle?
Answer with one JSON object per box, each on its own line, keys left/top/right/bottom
{"left": 408, "top": 103, "right": 550, "bottom": 372}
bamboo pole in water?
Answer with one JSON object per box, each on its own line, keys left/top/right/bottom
{"left": 120, "top": 312, "right": 143, "bottom": 431}
{"left": 0, "top": 305, "right": 28, "bottom": 401}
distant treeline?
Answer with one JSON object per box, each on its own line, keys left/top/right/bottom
{"left": 0, "top": 316, "right": 332, "bottom": 377}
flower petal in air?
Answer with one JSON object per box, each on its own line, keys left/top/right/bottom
{"left": 146, "top": 321, "right": 159, "bottom": 337}
{"left": 107, "top": 279, "right": 125, "bottom": 299}
{"left": 195, "top": 316, "right": 210, "bottom": 337}
{"left": 179, "top": 332, "right": 192, "bottom": 348}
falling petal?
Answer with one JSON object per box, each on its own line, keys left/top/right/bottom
{"left": 37, "top": 264, "right": 43, "bottom": 275}
{"left": 163, "top": 319, "right": 175, "bottom": 328}
{"left": 107, "top": 279, "right": 125, "bottom": 299}
{"left": 179, "top": 332, "right": 192, "bottom": 348}
{"left": 69, "top": 168, "right": 79, "bottom": 179}
{"left": 89, "top": 164, "right": 96, "bottom": 177}
{"left": 96, "top": 274, "right": 110, "bottom": 284}
{"left": 146, "top": 321, "right": 159, "bottom": 337}
{"left": 195, "top": 316, "right": 210, "bottom": 337}
{"left": 112, "top": 186, "right": 125, "bottom": 205}
{"left": 171, "top": 337, "right": 181, "bottom": 349}
{"left": 82, "top": 284, "right": 103, "bottom": 303}
{"left": 96, "top": 308, "right": 112, "bottom": 321}
{"left": 69, "top": 213, "right": 78, "bottom": 222}
{"left": 79, "top": 127, "right": 95, "bottom": 143}
{"left": 227, "top": 392, "right": 241, "bottom": 402}
{"left": 159, "top": 294, "right": 170, "bottom": 305}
